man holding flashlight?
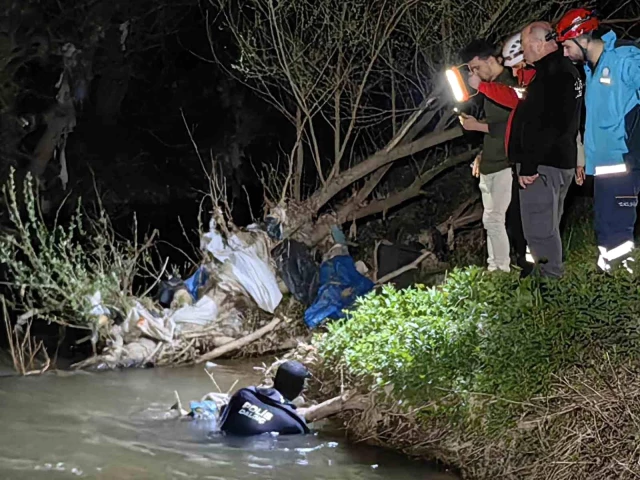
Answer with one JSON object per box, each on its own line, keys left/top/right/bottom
{"left": 458, "top": 39, "right": 517, "bottom": 273}
{"left": 461, "top": 34, "right": 533, "bottom": 273}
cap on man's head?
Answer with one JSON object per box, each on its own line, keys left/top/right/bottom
{"left": 274, "top": 360, "right": 310, "bottom": 401}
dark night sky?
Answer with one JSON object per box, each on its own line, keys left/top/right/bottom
{"left": 3, "top": 0, "right": 639, "bottom": 265}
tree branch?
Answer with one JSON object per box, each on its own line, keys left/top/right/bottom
{"left": 343, "top": 148, "right": 478, "bottom": 222}
{"left": 304, "top": 148, "right": 477, "bottom": 245}
{"left": 306, "top": 126, "right": 464, "bottom": 213}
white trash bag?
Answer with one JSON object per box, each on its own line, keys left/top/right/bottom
{"left": 125, "top": 302, "right": 174, "bottom": 343}
{"left": 201, "top": 220, "right": 282, "bottom": 313}
{"left": 171, "top": 295, "right": 219, "bottom": 326}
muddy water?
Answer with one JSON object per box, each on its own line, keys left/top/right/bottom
{"left": 0, "top": 359, "right": 455, "bottom": 480}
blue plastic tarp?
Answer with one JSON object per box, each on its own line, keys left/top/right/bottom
{"left": 184, "top": 266, "right": 209, "bottom": 300}
{"left": 304, "top": 255, "right": 375, "bottom": 329}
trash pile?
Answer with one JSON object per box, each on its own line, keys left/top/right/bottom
{"left": 72, "top": 213, "right": 378, "bottom": 370}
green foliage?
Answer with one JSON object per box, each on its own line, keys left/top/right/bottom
{"left": 315, "top": 217, "right": 640, "bottom": 434}
{"left": 0, "top": 170, "right": 152, "bottom": 332}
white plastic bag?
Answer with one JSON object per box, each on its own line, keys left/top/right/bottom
{"left": 125, "top": 302, "right": 174, "bottom": 343}
{"left": 201, "top": 220, "right": 282, "bottom": 313}
{"left": 171, "top": 295, "right": 218, "bottom": 326}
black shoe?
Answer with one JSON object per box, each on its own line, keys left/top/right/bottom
{"left": 519, "top": 262, "right": 535, "bottom": 279}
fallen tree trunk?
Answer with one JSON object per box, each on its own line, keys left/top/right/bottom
{"left": 305, "top": 148, "right": 478, "bottom": 246}
{"left": 284, "top": 126, "right": 465, "bottom": 243}
{"left": 435, "top": 192, "right": 482, "bottom": 236}
{"left": 375, "top": 250, "right": 435, "bottom": 286}
{"left": 195, "top": 317, "right": 284, "bottom": 363}
{"left": 305, "top": 127, "right": 463, "bottom": 214}
{"left": 298, "top": 392, "right": 370, "bottom": 423}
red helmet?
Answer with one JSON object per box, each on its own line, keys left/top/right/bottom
{"left": 556, "top": 8, "right": 600, "bottom": 42}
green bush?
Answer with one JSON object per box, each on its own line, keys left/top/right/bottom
{"left": 315, "top": 223, "right": 640, "bottom": 433}
{"left": 0, "top": 171, "right": 153, "bottom": 332}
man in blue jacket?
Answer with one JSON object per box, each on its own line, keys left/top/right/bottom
{"left": 556, "top": 8, "right": 640, "bottom": 272}
{"left": 218, "top": 360, "right": 311, "bottom": 436}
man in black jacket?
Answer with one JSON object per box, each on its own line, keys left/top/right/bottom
{"left": 218, "top": 360, "right": 311, "bottom": 436}
{"left": 509, "top": 21, "right": 583, "bottom": 278}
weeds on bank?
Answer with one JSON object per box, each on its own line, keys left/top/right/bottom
{"left": 315, "top": 209, "right": 640, "bottom": 435}
{"left": 0, "top": 170, "right": 154, "bottom": 336}
{"left": 2, "top": 298, "right": 49, "bottom": 375}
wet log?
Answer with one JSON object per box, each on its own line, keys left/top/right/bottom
{"left": 298, "top": 392, "right": 369, "bottom": 423}
{"left": 195, "top": 317, "right": 283, "bottom": 363}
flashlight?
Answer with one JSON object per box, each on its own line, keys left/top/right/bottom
{"left": 445, "top": 66, "right": 471, "bottom": 103}
{"left": 453, "top": 106, "right": 463, "bottom": 125}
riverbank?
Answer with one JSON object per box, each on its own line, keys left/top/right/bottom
{"left": 306, "top": 218, "right": 640, "bottom": 479}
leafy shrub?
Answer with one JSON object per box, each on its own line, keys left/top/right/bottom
{"left": 0, "top": 171, "right": 153, "bottom": 332}
{"left": 315, "top": 235, "right": 640, "bottom": 433}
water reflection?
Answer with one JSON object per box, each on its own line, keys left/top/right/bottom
{"left": 0, "top": 361, "right": 456, "bottom": 479}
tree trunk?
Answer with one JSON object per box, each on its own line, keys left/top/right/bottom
{"left": 95, "top": 21, "right": 131, "bottom": 126}
{"left": 293, "top": 107, "right": 304, "bottom": 201}
{"left": 30, "top": 103, "right": 76, "bottom": 179}
{"left": 302, "top": 148, "right": 477, "bottom": 246}
{"left": 282, "top": 125, "right": 464, "bottom": 241}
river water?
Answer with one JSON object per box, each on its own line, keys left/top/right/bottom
{"left": 0, "top": 359, "right": 455, "bottom": 480}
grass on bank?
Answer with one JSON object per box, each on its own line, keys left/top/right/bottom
{"left": 312, "top": 203, "right": 640, "bottom": 478}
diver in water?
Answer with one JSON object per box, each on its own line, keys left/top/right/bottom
{"left": 218, "top": 360, "right": 311, "bottom": 436}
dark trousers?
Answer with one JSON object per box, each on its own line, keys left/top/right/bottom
{"left": 518, "top": 165, "right": 574, "bottom": 278}
{"left": 594, "top": 169, "right": 640, "bottom": 252}
{"left": 506, "top": 166, "right": 527, "bottom": 267}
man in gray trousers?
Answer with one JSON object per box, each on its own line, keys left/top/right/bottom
{"left": 508, "top": 22, "right": 583, "bottom": 277}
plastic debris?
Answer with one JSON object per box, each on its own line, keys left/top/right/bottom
{"left": 273, "top": 239, "right": 319, "bottom": 306}
{"left": 265, "top": 216, "right": 283, "bottom": 241}
{"left": 331, "top": 225, "right": 347, "bottom": 245}
{"left": 171, "top": 295, "right": 218, "bottom": 326}
{"left": 124, "top": 302, "right": 174, "bottom": 343}
{"left": 188, "top": 400, "right": 219, "bottom": 420}
{"left": 183, "top": 266, "right": 209, "bottom": 300}
{"left": 87, "top": 290, "right": 109, "bottom": 317}
{"left": 201, "top": 221, "right": 282, "bottom": 313}
{"left": 156, "top": 276, "right": 186, "bottom": 308}
{"left": 304, "top": 255, "right": 375, "bottom": 328}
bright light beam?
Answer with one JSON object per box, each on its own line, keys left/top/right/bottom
{"left": 445, "top": 67, "right": 470, "bottom": 103}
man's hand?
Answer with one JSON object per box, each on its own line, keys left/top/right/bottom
{"left": 460, "top": 113, "right": 487, "bottom": 132}
{"left": 519, "top": 174, "right": 539, "bottom": 189}
{"left": 575, "top": 166, "right": 585, "bottom": 186}
{"left": 471, "top": 152, "right": 482, "bottom": 178}
{"left": 468, "top": 73, "right": 481, "bottom": 90}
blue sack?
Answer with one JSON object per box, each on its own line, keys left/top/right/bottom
{"left": 184, "top": 266, "right": 209, "bottom": 300}
{"left": 304, "top": 255, "right": 375, "bottom": 329}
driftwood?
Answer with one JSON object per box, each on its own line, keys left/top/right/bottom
{"left": 375, "top": 250, "right": 436, "bottom": 286}
{"left": 298, "top": 392, "right": 369, "bottom": 423}
{"left": 435, "top": 192, "right": 482, "bottom": 237}
{"left": 195, "top": 317, "right": 284, "bottom": 363}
